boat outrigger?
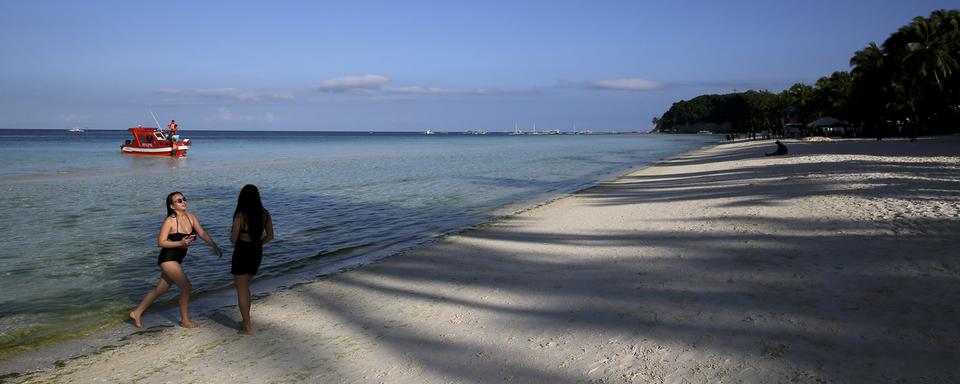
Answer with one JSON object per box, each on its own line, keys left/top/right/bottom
{"left": 120, "top": 127, "right": 190, "bottom": 156}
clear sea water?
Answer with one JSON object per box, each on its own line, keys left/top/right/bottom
{"left": 0, "top": 129, "right": 714, "bottom": 358}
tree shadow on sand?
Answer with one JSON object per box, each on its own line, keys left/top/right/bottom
{"left": 16, "top": 138, "right": 958, "bottom": 383}
{"left": 203, "top": 139, "right": 958, "bottom": 382}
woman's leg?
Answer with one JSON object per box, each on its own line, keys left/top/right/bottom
{"left": 159, "top": 261, "right": 201, "bottom": 328}
{"left": 129, "top": 275, "right": 172, "bottom": 328}
{"left": 234, "top": 274, "right": 253, "bottom": 335}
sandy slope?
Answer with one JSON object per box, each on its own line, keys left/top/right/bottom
{"left": 11, "top": 137, "right": 960, "bottom": 383}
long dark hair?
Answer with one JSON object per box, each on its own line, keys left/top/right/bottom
{"left": 165, "top": 191, "right": 183, "bottom": 217}
{"left": 234, "top": 184, "right": 264, "bottom": 238}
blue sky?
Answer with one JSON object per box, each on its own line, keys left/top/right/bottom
{"left": 0, "top": 1, "right": 955, "bottom": 131}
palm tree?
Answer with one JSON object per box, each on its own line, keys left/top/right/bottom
{"left": 813, "top": 71, "right": 852, "bottom": 120}
{"left": 850, "top": 43, "right": 884, "bottom": 79}
{"left": 885, "top": 10, "right": 960, "bottom": 132}
{"left": 901, "top": 12, "right": 958, "bottom": 91}
{"left": 780, "top": 83, "right": 814, "bottom": 118}
{"left": 849, "top": 43, "right": 891, "bottom": 134}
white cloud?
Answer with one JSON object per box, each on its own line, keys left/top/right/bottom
{"left": 319, "top": 75, "right": 390, "bottom": 92}
{"left": 207, "top": 107, "right": 276, "bottom": 123}
{"left": 157, "top": 75, "right": 537, "bottom": 103}
{"left": 157, "top": 88, "right": 296, "bottom": 102}
{"left": 196, "top": 88, "right": 266, "bottom": 101}
{"left": 266, "top": 92, "right": 295, "bottom": 100}
{"left": 590, "top": 78, "right": 666, "bottom": 91}
{"left": 196, "top": 88, "right": 245, "bottom": 98}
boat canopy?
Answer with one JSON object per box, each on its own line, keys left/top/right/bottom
{"left": 127, "top": 127, "right": 167, "bottom": 146}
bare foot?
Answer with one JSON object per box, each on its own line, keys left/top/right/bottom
{"left": 181, "top": 320, "right": 204, "bottom": 329}
{"left": 239, "top": 326, "right": 254, "bottom": 336}
{"left": 129, "top": 311, "right": 142, "bottom": 328}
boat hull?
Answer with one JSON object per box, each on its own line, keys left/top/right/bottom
{"left": 121, "top": 144, "right": 190, "bottom": 156}
{"left": 120, "top": 127, "right": 190, "bottom": 156}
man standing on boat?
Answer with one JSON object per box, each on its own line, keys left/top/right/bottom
{"left": 168, "top": 120, "right": 179, "bottom": 156}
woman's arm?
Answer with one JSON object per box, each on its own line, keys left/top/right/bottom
{"left": 261, "top": 213, "right": 274, "bottom": 245}
{"left": 190, "top": 213, "right": 222, "bottom": 257}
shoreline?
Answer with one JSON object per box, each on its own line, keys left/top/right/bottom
{"left": 7, "top": 137, "right": 958, "bottom": 382}
{"left": 0, "top": 141, "right": 717, "bottom": 376}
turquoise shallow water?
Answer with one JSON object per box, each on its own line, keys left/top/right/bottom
{"left": 0, "top": 129, "right": 715, "bottom": 356}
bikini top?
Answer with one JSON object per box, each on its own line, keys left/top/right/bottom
{"left": 167, "top": 215, "right": 197, "bottom": 242}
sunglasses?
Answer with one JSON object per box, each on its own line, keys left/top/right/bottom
{"left": 174, "top": 198, "right": 188, "bottom": 204}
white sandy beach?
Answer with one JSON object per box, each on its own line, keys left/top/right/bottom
{"left": 9, "top": 137, "right": 960, "bottom": 383}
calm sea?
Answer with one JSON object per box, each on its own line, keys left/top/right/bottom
{"left": 0, "top": 129, "right": 714, "bottom": 358}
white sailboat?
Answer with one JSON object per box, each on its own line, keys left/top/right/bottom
{"left": 529, "top": 122, "right": 540, "bottom": 135}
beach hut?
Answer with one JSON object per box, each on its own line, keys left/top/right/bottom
{"left": 804, "top": 117, "right": 851, "bottom": 137}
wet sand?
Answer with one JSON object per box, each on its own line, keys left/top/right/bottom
{"left": 8, "top": 137, "right": 960, "bottom": 383}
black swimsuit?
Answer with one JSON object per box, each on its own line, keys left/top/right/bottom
{"left": 232, "top": 213, "right": 266, "bottom": 275}
{"left": 157, "top": 216, "right": 197, "bottom": 266}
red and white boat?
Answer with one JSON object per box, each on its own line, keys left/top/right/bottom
{"left": 120, "top": 127, "right": 191, "bottom": 156}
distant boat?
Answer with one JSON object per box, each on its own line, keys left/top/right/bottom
{"left": 424, "top": 130, "right": 435, "bottom": 135}
{"left": 698, "top": 130, "right": 714, "bottom": 134}
{"left": 508, "top": 122, "right": 523, "bottom": 135}
{"left": 68, "top": 127, "right": 85, "bottom": 133}
{"left": 464, "top": 130, "right": 487, "bottom": 135}
{"left": 529, "top": 122, "right": 539, "bottom": 135}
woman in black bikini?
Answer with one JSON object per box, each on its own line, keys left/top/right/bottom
{"left": 130, "top": 192, "right": 222, "bottom": 329}
{"left": 230, "top": 184, "right": 274, "bottom": 335}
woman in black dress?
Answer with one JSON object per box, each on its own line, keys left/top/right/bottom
{"left": 130, "top": 192, "right": 222, "bottom": 329}
{"left": 230, "top": 184, "right": 274, "bottom": 335}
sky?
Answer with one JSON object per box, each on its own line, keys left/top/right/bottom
{"left": 0, "top": 1, "right": 955, "bottom": 132}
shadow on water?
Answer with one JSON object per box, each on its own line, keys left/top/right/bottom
{"left": 198, "top": 139, "right": 959, "bottom": 382}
